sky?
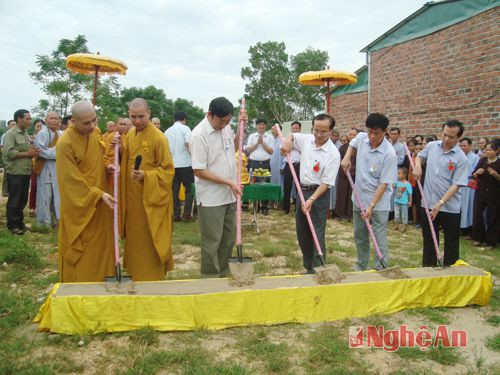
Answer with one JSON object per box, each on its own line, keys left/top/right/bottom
{"left": 0, "top": 0, "right": 428, "bottom": 122}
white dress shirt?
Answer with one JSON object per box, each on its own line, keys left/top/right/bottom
{"left": 164, "top": 121, "right": 192, "bottom": 168}
{"left": 245, "top": 132, "right": 273, "bottom": 161}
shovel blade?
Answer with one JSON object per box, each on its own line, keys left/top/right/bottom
{"left": 105, "top": 276, "right": 136, "bottom": 294}
{"left": 313, "top": 263, "right": 345, "bottom": 285}
{"left": 228, "top": 257, "right": 254, "bottom": 287}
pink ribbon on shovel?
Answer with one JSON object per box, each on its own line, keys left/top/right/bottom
{"left": 113, "top": 135, "right": 121, "bottom": 276}
{"left": 404, "top": 143, "right": 443, "bottom": 266}
{"left": 345, "top": 171, "right": 387, "bottom": 269}
{"left": 235, "top": 99, "right": 246, "bottom": 249}
{"left": 275, "top": 126, "right": 326, "bottom": 264}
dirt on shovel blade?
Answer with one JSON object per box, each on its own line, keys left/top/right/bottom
{"left": 105, "top": 277, "right": 136, "bottom": 294}
{"left": 229, "top": 259, "right": 255, "bottom": 287}
{"left": 378, "top": 266, "right": 409, "bottom": 280}
{"left": 314, "top": 264, "right": 345, "bottom": 285}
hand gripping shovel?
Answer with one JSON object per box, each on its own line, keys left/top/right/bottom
{"left": 346, "top": 170, "right": 408, "bottom": 279}
{"left": 229, "top": 98, "right": 254, "bottom": 287}
{"left": 105, "top": 134, "right": 134, "bottom": 293}
{"left": 404, "top": 143, "right": 443, "bottom": 267}
{"left": 275, "top": 126, "right": 344, "bottom": 285}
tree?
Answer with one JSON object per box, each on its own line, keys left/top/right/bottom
{"left": 30, "top": 35, "right": 92, "bottom": 117}
{"left": 241, "top": 41, "right": 295, "bottom": 124}
{"left": 241, "top": 42, "right": 330, "bottom": 123}
{"left": 95, "top": 77, "right": 124, "bottom": 129}
{"left": 290, "top": 48, "right": 329, "bottom": 118}
{"left": 120, "top": 86, "right": 174, "bottom": 131}
{"left": 172, "top": 98, "right": 205, "bottom": 129}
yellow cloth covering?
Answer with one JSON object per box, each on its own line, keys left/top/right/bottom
{"left": 34, "top": 261, "right": 492, "bottom": 334}
{"left": 56, "top": 126, "right": 114, "bottom": 282}
{"left": 119, "top": 123, "right": 174, "bottom": 281}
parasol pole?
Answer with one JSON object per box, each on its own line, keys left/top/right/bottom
{"left": 92, "top": 65, "right": 99, "bottom": 106}
{"left": 326, "top": 79, "right": 331, "bottom": 114}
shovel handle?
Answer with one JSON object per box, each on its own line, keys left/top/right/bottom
{"left": 404, "top": 143, "right": 442, "bottom": 263}
{"left": 275, "top": 126, "right": 324, "bottom": 258}
{"left": 236, "top": 98, "right": 245, "bottom": 247}
{"left": 113, "top": 135, "right": 120, "bottom": 267}
{"left": 346, "top": 170, "right": 385, "bottom": 267}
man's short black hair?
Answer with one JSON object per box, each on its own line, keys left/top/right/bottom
{"left": 312, "top": 114, "right": 335, "bottom": 130}
{"left": 488, "top": 140, "right": 498, "bottom": 151}
{"left": 13, "top": 109, "right": 29, "bottom": 123}
{"left": 443, "top": 120, "right": 464, "bottom": 137}
{"left": 460, "top": 137, "right": 472, "bottom": 145}
{"left": 61, "top": 115, "right": 72, "bottom": 126}
{"left": 389, "top": 127, "right": 400, "bottom": 134}
{"left": 208, "top": 97, "right": 233, "bottom": 118}
{"left": 366, "top": 113, "right": 389, "bottom": 131}
{"left": 7, "top": 120, "right": 16, "bottom": 126}
{"left": 256, "top": 119, "right": 267, "bottom": 126}
{"left": 174, "top": 111, "right": 187, "bottom": 122}
{"left": 291, "top": 121, "right": 302, "bottom": 129}
{"left": 33, "top": 118, "right": 45, "bottom": 125}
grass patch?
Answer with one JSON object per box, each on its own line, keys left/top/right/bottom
{"left": 428, "top": 345, "right": 461, "bottom": 365}
{"left": 128, "top": 327, "right": 160, "bottom": 346}
{"left": 121, "top": 349, "right": 248, "bottom": 375}
{"left": 0, "top": 289, "right": 38, "bottom": 332}
{"left": 485, "top": 315, "right": 500, "bottom": 327}
{"left": 240, "top": 329, "right": 292, "bottom": 373}
{"left": 394, "top": 347, "right": 428, "bottom": 360}
{"left": 260, "top": 242, "right": 290, "bottom": 257}
{"left": 485, "top": 333, "right": 500, "bottom": 352}
{"left": 0, "top": 230, "right": 43, "bottom": 269}
{"left": 407, "top": 307, "right": 451, "bottom": 325}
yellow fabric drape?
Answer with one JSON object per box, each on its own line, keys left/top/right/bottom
{"left": 34, "top": 261, "right": 492, "bottom": 334}
{"left": 56, "top": 125, "right": 114, "bottom": 282}
{"left": 119, "top": 123, "right": 175, "bottom": 281}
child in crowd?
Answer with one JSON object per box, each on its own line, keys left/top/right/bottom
{"left": 394, "top": 167, "right": 412, "bottom": 232}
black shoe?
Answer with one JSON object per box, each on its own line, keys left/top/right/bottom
{"left": 11, "top": 228, "right": 25, "bottom": 235}
{"left": 262, "top": 209, "right": 269, "bottom": 216}
{"left": 283, "top": 209, "right": 290, "bottom": 214}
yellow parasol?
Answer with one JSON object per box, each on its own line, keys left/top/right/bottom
{"left": 66, "top": 52, "right": 128, "bottom": 106}
{"left": 299, "top": 67, "right": 357, "bottom": 113}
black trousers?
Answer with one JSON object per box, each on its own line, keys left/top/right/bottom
{"left": 471, "top": 194, "right": 500, "bottom": 247}
{"left": 283, "top": 162, "right": 300, "bottom": 213}
{"left": 296, "top": 188, "right": 329, "bottom": 272}
{"left": 173, "top": 167, "right": 194, "bottom": 219}
{"left": 6, "top": 174, "right": 30, "bottom": 230}
{"left": 420, "top": 208, "right": 460, "bottom": 267}
{"left": 249, "top": 159, "right": 270, "bottom": 210}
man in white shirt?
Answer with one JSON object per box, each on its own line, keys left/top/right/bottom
{"left": 283, "top": 121, "right": 301, "bottom": 214}
{"left": 245, "top": 119, "right": 274, "bottom": 215}
{"left": 165, "top": 111, "right": 194, "bottom": 221}
{"left": 280, "top": 114, "right": 340, "bottom": 274}
{"left": 190, "top": 97, "right": 247, "bottom": 278}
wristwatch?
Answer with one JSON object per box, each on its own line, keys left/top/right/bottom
{"left": 439, "top": 199, "right": 445, "bottom": 205}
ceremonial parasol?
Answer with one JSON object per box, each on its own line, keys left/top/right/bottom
{"left": 298, "top": 67, "right": 357, "bottom": 113}
{"left": 66, "top": 53, "right": 128, "bottom": 106}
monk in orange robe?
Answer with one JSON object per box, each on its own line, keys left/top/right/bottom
{"left": 118, "top": 98, "right": 174, "bottom": 281}
{"left": 56, "top": 101, "right": 116, "bottom": 282}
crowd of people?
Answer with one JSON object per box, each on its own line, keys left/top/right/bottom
{"left": 1, "top": 98, "right": 498, "bottom": 283}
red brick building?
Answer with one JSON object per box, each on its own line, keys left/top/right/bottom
{"left": 331, "top": 0, "right": 499, "bottom": 140}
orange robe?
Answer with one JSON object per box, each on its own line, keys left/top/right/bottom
{"left": 119, "top": 123, "right": 174, "bottom": 281}
{"left": 56, "top": 125, "right": 114, "bottom": 282}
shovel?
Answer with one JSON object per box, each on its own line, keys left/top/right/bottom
{"left": 404, "top": 143, "right": 443, "bottom": 267}
{"left": 105, "top": 134, "right": 134, "bottom": 293}
{"left": 229, "top": 98, "right": 254, "bottom": 287}
{"left": 275, "top": 126, "right": 344, "bottom": 285}
{"left": 346, "top": 170, "right": 408, "bottom": 279}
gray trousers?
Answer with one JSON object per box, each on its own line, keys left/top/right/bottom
{"left": 198, "top": 202, "right": 236, "bottom": 278}
{"left": 296, "top": 189, "right": 329, "bottom": 272}
{"left": 353, "top": 207, "right": 389, "bottom": 271}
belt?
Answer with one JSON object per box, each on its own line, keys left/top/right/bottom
{"left": 300, "top": 184, "right": 319, "bottom": 191}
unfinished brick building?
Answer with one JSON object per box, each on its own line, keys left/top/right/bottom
{"left": 331, "top": 0, "right": 499, "bottom": 140}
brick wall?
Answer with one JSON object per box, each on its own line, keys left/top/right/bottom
{"left": 330, "top": 91, "right": 367, "bottom": 136}
{"left": 331, "top": 7, "right": 499, "bottom": 141}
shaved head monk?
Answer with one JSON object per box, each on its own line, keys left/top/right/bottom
{"left": 56, "top": 100, "right": 116, "bottom": 282}
{"left": 117, "top": 98, "right": 175, "bottom": 280}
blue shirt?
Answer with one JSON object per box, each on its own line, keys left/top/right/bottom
{"left": 394, "top": 181, "right": 412, "bottom": 205}
{"left": 418, "top": 140, "right": 468, "bottom": 214}
{"left": 350, "top": 132, "right": 397, "bottom": 211}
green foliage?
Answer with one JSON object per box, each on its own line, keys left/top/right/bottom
{"left": 30, "top": 34, "right": 92, "bottom": 117}
{"left": 173, "top": 98, "right": 205, "bottom": 129}
{"left": 485, "top": 333, "right": 500, "bottom": 352}
{"left": 241, "top": 41, "right": 329, "bottom": 124}
{"left": 0, "top": 230, "right": 43, "bottom": 269}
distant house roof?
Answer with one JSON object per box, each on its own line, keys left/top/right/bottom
{"left": 361, "top": 0, "right": 499, "bottom": 53}
{"left": 331, "top": 66, "right": 368, "bottom": 97}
